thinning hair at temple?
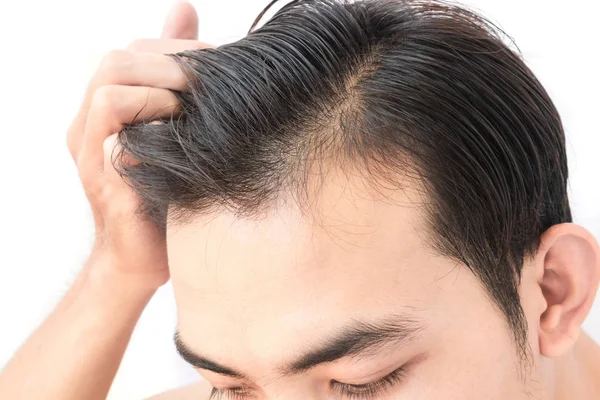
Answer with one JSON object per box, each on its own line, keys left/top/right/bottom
{"left": 113, "top": 0, "right": 571, "bottom": 363}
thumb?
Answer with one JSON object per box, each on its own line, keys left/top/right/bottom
{"left": 161, "top": 1, "right": 199, "bottom": 40}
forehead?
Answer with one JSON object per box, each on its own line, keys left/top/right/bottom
{"left": 166, "top": 169, "right": 469, "bottom": 368}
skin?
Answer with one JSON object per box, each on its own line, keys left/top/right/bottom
{"left": 0, "top": 2, "right": 598, "bottom": 400}
{"left": 164, "top": 164, "right": 600, "bottom": 399}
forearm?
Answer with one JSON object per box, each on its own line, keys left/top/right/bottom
{"left": 0, "top": 252, "right": 157, "bottom": 399}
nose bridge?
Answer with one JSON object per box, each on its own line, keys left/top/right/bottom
{"left": 260, "top": 373, "right": 328, "bottom": 400}
{"left": 267, "top": 386, "right": 326, "bottom": 400}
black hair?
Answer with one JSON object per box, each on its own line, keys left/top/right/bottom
{"left": 115, "top": 0, "right": 571, "bottom": 363}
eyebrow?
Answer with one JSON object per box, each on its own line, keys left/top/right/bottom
{"left": 174, "top": 312, "right": 424, "bottom": 381}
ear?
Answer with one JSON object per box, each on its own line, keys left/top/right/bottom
{"left": 535, "top": 223, "right": 600, "bottom": 358}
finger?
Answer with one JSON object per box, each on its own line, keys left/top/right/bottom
{"left": 103, "top": 133, "right": 124, "bottom": 183}
{"left": 102, "top": 132, "right": 139, "bottom": 184}
{"left": 161, "top": 1, "right": 199, "bottom": 40}
{"left": 103, "top": 122, "right": 164, "bottom": 184}
{"left": 78, "top": 85, "right": 180, "bottom": 186}
{"left": 67, "top": 50, "right": 188, "bottom": 162}
{"left": 126, "top": 38, "right": 215, "bottom": 53}
{"left": 100, "top": 133, "right": 145, "bottom": 231}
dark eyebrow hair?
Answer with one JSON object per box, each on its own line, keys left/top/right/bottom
{"left": 173, "top": 313, "right": 424, "bottom": 381}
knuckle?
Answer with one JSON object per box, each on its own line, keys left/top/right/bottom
{"left": 98, "top": 49, "right": 132, "bottom": 84}
{"left": 100, "top": 185, "right": 136, "bottom": 219}
{"left": 99, "top": 183, "right": 116, "bottom": 205}
{"left": 126, "top": 39, "right": 146, "bottom": 52}
{"left": 103, "top": 134, "right": 116, "bottom": 156}
{"left": 91, "top": 85, "right": 122, "bottom": 115}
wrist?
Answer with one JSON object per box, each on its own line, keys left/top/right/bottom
{"left": 86, "top": 245, "right": 169, "bottom": 291}
{"left": 51, "top": 249, "right": 159, "bottom": 342}
{"left": 81, "top": 250, "right": 162, "bottom": 302}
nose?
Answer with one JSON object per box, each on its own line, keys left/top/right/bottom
{"left": 262, "top": 378, "right": 328, "bottom": 400}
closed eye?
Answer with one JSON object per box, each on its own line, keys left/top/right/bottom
{"left": 209, "top": 386, "right": 253, "bottom": 400}
{"left": 208, "top": 366, "right": 408, "bottom": 399}
{"left": 331, "top": 366, "right": 407, "bottom": 398}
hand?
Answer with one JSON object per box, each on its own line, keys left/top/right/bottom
{"left": 66, "top": 1, "right": 215, "bottom": 288}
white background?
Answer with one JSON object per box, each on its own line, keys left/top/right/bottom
{"left": 0, "top": 0, "right": 598, "bottom": 398}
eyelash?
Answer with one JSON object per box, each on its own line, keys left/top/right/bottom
{"left": 331, "top": 367, "right": 407, "bottom": 398}
{"left": 209, "top": 386, "right": 251, "bottom": 400}
{"left": 208, "top": 367, "right": 407, "bottom": 400}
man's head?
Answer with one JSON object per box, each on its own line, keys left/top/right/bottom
{"left": 115, "top": 0, "right": 600, "bottom": 397}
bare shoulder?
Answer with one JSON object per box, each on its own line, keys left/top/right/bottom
{"left": 145, "top": 379, "right": 213, "bottom": 400}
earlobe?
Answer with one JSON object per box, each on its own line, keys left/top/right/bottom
{"left": 536, "top": 223, "right": 600, "bottom": 358}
